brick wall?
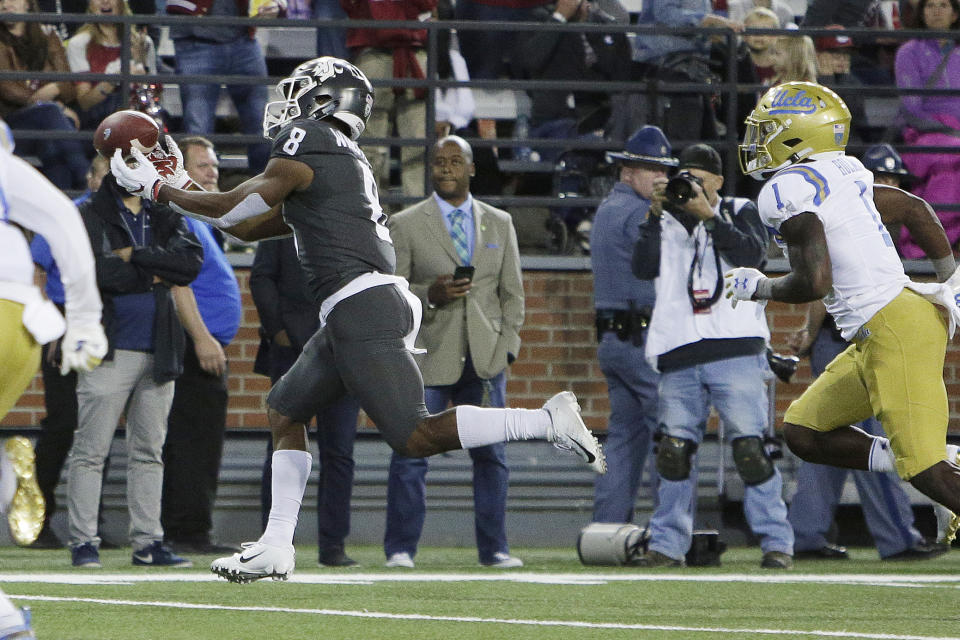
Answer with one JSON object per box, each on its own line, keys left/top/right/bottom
{"left": 4, "top": 268, "right": 959, "bottom": 433}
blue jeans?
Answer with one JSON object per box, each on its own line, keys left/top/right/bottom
{"left": 592, "top": 331, "right": 658, "bottom": 523}
{"left": 788, "top": 328, "right": 924, "bottom": 558}
{"left": 260, "top": 344, "right": 358, "bottom": 551}
{"left": 173, "top": 36, "right": 270, "bottom": 173}
{"left": 648, "top": 353, "right": 794, "bottom": 560}
{"left": 5, "top": 102, "right": 87, "bottom": 190}
{"left": 384, "top": 357, "right": 509, "bottom": 564}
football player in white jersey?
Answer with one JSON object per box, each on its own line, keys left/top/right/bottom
{"left": 724, "top": 81, "right": 960, "bottom": 542}
{"left": 0, "top": 119, "right": 106, "bottom": 638}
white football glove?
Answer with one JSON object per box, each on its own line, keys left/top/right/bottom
{"left": 60, "top": 323, "right": 108, "bottom": 375}
{"left": 145, "top": 135, "right": 194, "bottom": 191}
{"left": 111, "top": 147, "right": 162, "bottom": 200}
{"left": 723, "top": 267, "right": 767, "bottom": 309}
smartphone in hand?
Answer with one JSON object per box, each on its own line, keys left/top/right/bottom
{"left": 453, "top": 265, "right": 475, "bottom": 282}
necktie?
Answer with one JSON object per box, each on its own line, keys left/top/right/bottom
{"left": 450, "top": 209, "right": 471, "bottom": 265}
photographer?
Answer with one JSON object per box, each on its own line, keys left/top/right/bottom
{"left": 631, "top": 144, "right": 794, "bottom": 568}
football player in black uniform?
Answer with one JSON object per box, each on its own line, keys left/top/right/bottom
{"left": 111, "top": 56, "right": 605, "bottom": 583}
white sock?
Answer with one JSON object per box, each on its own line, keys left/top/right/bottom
{"left": 259, "top": 449, "right": 312, "bottom": 547}
{"left": 947, "top": 444, "right": 959, "bottom": 463}
{"left": 867, "top": 437, "right": 896, "bottom": 473}
{"left": 455, "top": 405, "right": 552, "bottom": 449}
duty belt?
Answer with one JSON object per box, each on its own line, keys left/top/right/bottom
{"left": 595, "top": 306, "right": 651, "bottom": 345}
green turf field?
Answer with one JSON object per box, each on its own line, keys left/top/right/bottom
{"left": 3, "top": 544, "right": 959, "bottom": 639}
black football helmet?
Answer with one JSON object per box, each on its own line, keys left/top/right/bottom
{"left": 263, "top": 57, "right": 374, "bottom": 141}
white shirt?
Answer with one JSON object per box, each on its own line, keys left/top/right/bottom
{"left": 757, "top": 152, "right": 909, "bottom": 340}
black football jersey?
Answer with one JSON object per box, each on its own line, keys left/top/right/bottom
{"left": 270, "top": 118, "right": 396, "bottom": 303}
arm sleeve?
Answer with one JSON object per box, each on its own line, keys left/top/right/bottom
{"left": 65, "top": 33, "right": 90, "bottom": 72}
{"left": 0, "top": 46, "right": 35, "bottom": 108}
{"left": 712, "top": 200, "right": 768, "bottom": 268}
{"left": 632, "top": 215, "right": 662, "bottom": 280}
{"left": 5, "top": 155, "right": 101, "bottom": 327}
{"left": 47, "top": 32, "right": 76, "bottom": 103}
{"left": 249, "top": 239, "right": 285, "bottom": 340}
{"left": 895, "top": 41, "right": 946, "bottom": 127}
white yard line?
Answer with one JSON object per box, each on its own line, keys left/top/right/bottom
{"left": 5, "top": 593, "right": 960, "bottom": 640}
{"left": 0, "top": 572, "right": 959, "bottom": 586}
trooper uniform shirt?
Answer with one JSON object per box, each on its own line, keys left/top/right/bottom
{"left": 270, "top": 118, "right": 396, "bottom": 304}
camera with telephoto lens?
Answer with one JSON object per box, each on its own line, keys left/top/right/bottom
{"left": 664, "top": 171, "right": 704, "bottom": 207}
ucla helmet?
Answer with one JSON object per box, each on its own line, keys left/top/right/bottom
{"left": 263, "top": 56, "right": 374, "bottom": 141}
{"left": 739, "top": 81, "right": 851, "bottom": 177}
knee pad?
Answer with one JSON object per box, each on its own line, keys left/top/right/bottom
{"left": 731, "top": 436, "right": 775, "bottom": 486}
{"left": 655, "top": 433, "right": 697, "bottom": 481}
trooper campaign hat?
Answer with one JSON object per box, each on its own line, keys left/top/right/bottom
{"left": 607, "top": 125, "right": 679, "bottom": 167}
{"left": 862, "top": 143, "right": 914, "bottom": 183}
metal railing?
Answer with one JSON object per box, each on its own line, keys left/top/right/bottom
{"left": 4, "top": 13, "right": 960, "bottom": 232}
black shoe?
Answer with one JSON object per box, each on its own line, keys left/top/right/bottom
{"left": 883, "top": 541, "right": 951, "bottom": 561}
{"left": 319, "top": 548, "right": 358, "bottom": 567}
{"left": 165, "top": 538, "right": 241, "bottom": 555}
{"left": 27, "top": 524, "right": 64, "bottom": 549}
{"left": 794, "top": 543, "right": 849, "bottom": 560}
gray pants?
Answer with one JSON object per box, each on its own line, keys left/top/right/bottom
{"left": 268, "top": 285, "right": 429, "bottom": 452}
{"left": 67, "top": 350, "right": 174, "bottom": 549}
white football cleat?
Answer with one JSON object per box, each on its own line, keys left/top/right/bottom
{"left": 210, "top": 541, "right": 295, "bottom": 584}
{"left": 543, "top": 391, "right": 606, "bottom": 474}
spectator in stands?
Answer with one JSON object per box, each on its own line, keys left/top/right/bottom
{"left": 631, "top": 0, "right": 742, "bottom": 141}
{"left": 727, "top": 0, "right": 796, "bottom": 27}
{"left": 341, "top": 0, "right": 436, "bottom": 199}
{"left": 65, "top": 166, "right": 202, "bottom": 569}
{"left": 453, "top": 0, "right": 550, "bottom": 145}
{"left": 513, "top": 0, "right": 631, "bottom": 163}
{"left": 0, "top": 0, "right": 88, "bottom": 190}
{"left": 894, "top": 0, "right": 960, "bottom": 257}
{"left": 770, "top": 31, "right": 817, "bottom": 84}
{"left": 813, "top": 26, "right": 869, "bottom": 142}
{"left": 65, "top": 0, "right": 157, "bottom": 130}
{"left": 802, "top": 0, "right": 897, "bottom": 84}
{"left": 743, "top": 7, "right": 782, "bottom": 84}
{"left": 37, "top": 0, "right": 91, "bottom": 40}
{"left": 161, "top": 136, "right": 243, "bottom": 556}
{"left": 383, "top": 135, "right": 524, "bottom": 569}
{"left": 28, "top": 154, "right": 111, "bottom": 550}
{"left": 712, "top": 7, "right": 780, "bottom": 146}
{"left": 632, "top": 143, "right": 794, "bottom": 569}
{"left": 250, "top": 237, "right": 362, "bottom": 568}
{"left": 590, "top": 126, "right": 676, "bottom": 525}
{"left": 166, "top": 0, "right": 280, "bottom": 174}
{"left": 434, "top": 0, "right": 475, "bottom": 141}
{"left": 786, "top": 299, "right": 948, "bottom": 560}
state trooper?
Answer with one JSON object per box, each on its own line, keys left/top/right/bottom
{"left": 632, "top": 143, "right": 795, "bottom": 568}
{"left": 590, "top": 126, "right": 676, "bottom": 524}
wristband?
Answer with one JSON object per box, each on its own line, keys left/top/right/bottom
{"left": 552, "top": 11, "right": 567, "bottom": 21}
{"left": 754, "top": 277, "right": 774, "bottom": 300}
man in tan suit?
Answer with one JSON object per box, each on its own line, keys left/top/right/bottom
{"left": 384, "top": 135, "right": 524, "bottom": 569}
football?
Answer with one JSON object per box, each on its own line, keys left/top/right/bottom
{"left": 93, "top": 110, "right": 160, "bottom": 158}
